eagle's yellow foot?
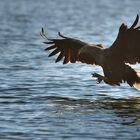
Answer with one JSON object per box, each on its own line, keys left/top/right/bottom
{"left": 92, "top": 73, "right": 104, "bottom": 83}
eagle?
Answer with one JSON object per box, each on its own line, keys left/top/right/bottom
{"left": 41, "top": 15, "right": 140, "bottom": 88}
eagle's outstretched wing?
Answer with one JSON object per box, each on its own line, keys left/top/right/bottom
{"left": 109, "top": 15, "right": 140, "bottom": 64}
{"left": 41, "top": 28, "right": 100, "bottom": 65}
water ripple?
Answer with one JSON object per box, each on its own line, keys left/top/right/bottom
{"left": 0, "top": 0, "right": 140, "bottom": 139}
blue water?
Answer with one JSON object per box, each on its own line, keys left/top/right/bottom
{"left": 0, "top": 0, "right": 140, "bottom": 139}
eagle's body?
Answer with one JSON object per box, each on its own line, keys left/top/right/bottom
{"left": 41, "top": 15, "right": 140, "bottom": 88}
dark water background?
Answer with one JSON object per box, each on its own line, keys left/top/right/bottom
{"left": 0, "top": 0, "right": 140, "bottom": 139}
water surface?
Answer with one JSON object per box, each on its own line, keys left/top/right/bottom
{"left": 0, "top": 0, "right": 140, "bottom": 139}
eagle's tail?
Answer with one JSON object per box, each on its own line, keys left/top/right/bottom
{"left": 123, "top": 65, "right": 140, "bottom": 88}
{"left": 133, "top": 70, "right": 140, "bottom": 90}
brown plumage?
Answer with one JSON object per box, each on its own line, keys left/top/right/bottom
{"left": 41, "top": 15, "right": 140, "bottom": 87}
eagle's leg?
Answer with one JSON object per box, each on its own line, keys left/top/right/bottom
{"left": 92, "top": 73, "right": 120, "bottom": 86}
{"left": 92, "top": 73, "right": 104, "bottom": 83}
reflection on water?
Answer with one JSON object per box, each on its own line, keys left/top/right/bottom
{"left": 48, "top": 96, "right": 140, "bottom": 125}
{"left": 0, "top": 0, "right": 140, "bottom": 139}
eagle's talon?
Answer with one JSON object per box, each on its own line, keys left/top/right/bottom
{"left": 92, "top": 73, "right": 100, "bottom": 77}
{"left": 97, "top": 78, "right": 103, "bottom": 83}
{"left": 92, "top": 73, "right": 103, "bottom": 83}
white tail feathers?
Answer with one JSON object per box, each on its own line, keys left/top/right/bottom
{"left": 133, "top": 70, "right": 140, "bottom": 90}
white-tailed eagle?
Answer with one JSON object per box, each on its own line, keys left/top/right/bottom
{"left": 41, "top": 15, "right": 140, "bottom": 88}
